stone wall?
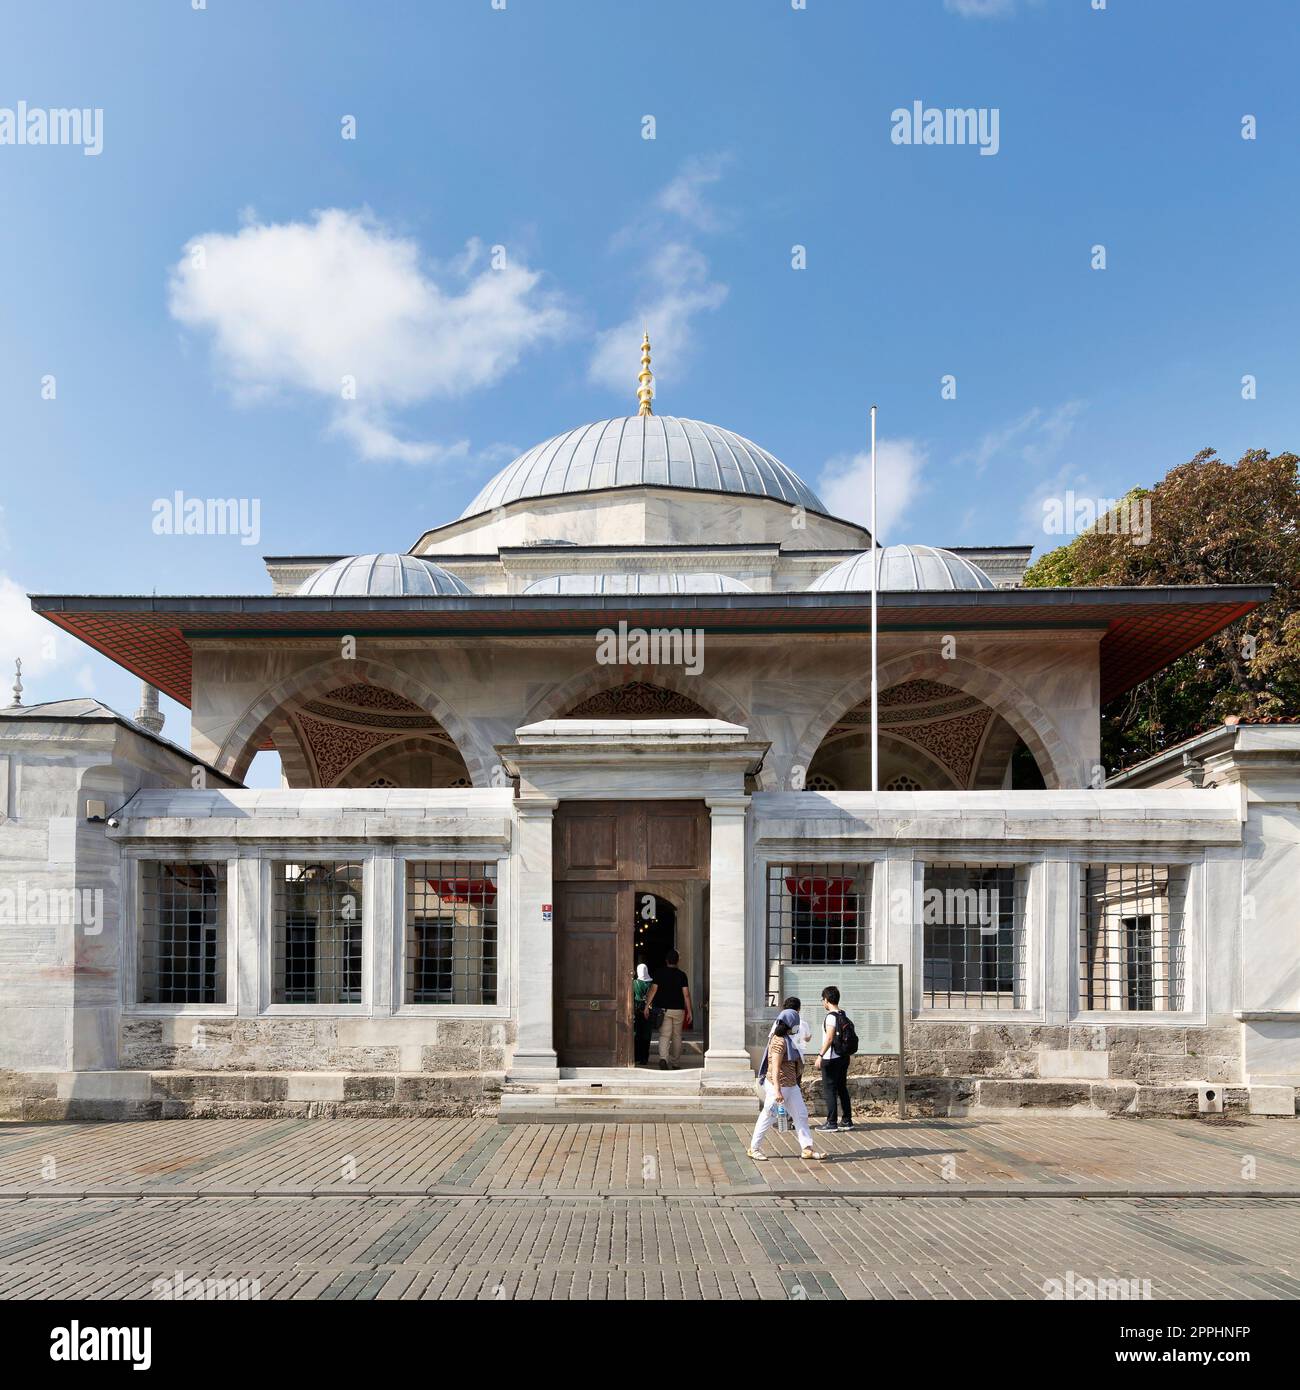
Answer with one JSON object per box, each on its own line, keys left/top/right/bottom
{"left": 119, "top": 1017, "right": 514, "bottom": 1074}
{"left": 0, "top": 1067, "right": 501, "bottom": 1121}
{"left": 746, "top": 1020, "right": 1244, "bottom": 1087}
{"left": 793, "top": 1074, "right": 1265, "bottom": 1120}
{"left": 889, "top": 1021, "right": 1242, "bottom": 1085}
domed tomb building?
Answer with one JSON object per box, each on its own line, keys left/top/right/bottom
{"left": 9, "top": 336, "right": 1295, "bottom": 1118}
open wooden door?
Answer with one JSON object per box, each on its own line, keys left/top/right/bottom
{"left": 553, "top": 883, "right": 631, "bottom": 1067}
{"left": 552, "top": 800, "right": 709, "bottom": 1068}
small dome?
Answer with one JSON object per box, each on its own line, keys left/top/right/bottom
{"left": 297, "top": 554, "right": 471, "bottom": 597}
{"left": 522, "top": 572, "right": 753, "bottom": 596}
{"left": 462, "top": 416, "right": 825, "bottom": 517}
{"left": 809, "top": 544, "right": 996, "bottom": 592}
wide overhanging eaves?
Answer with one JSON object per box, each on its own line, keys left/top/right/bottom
{"left": 29, "top": 585, "right": 1269, "bottom": 709}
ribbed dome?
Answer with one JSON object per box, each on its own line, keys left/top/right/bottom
{"left": 809, "top": 544, "right": 996, "bottom": 592}
{"left": 522, "top": 572, "right": 753, "bottom": 596}
{"left": 462, "top": 416, "right": 824, "bottom": 517}
{"left": 297, "top": 554, "right": 471, "bottom": 597}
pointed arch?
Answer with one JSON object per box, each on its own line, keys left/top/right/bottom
{"left": 524, "top": 666, "right": 753, "bottom": 732}
{"left": 214, "top": 656, "right": 489, "bottom": 786}
{"left": 792, "top": 653, "right": 1076, "bottom": 791}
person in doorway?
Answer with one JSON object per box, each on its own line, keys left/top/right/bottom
{"left": 644, "top": 949, "right": 691, "bottom": 1070}
{"left": 748, "top": 1008, "right": 825, "bottom": 1162}
{"left": 813, "top": 985, "right": 853, "bottom": 1132}
{"left": 632, "top": 964, "right": 653, "bottom": 1066}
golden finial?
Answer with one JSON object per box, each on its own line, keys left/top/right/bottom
{"left": 637, "top": 328, "right": 654, "bottom": 416}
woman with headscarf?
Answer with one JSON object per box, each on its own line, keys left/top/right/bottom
{"left": 748, "top": 1006, "right": 826, "bottom": 1162}
{"left": 632, "top": 963, "right": 653, "bottom": 1066}
{"left": 757, "top": 996, "right": 804, "bottom": 1086}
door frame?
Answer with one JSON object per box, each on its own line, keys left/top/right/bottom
{"left": 552, "top": 800, "right": 710, "bottom": 1068}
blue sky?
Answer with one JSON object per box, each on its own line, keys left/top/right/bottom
{"left": 1, "top": 0, "right": 1297, "bottom": 758}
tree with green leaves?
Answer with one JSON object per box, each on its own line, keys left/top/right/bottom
{"left": 1023, "top": 448, "right": 1300, "bottom": 773}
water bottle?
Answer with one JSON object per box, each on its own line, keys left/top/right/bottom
{"left": 776, "top": 1100, "right": 788, "bottom": 1133}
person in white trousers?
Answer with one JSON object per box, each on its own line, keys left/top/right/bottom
{"left": 748, "top": 1008, "right": 826, "bottom": 1161}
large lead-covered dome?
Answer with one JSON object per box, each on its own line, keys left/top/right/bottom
{"left": 462, "top": 415, "right": 825, "bottom": 517}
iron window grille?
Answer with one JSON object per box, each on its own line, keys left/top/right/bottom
{"left": 138, "top": 860, "right": 226, "bottom": 1004}
{"left": 922, "top": 862, "right": 1027, "bottom": 1009}
{"left": 765, "top": 863, "right": 871, "bottom": 1005}
{"left": 404, "top": 861, "right": 498, "bottom": 1005}
{"left": 271, "top": 862, "right": 364, "bottom": 1005}
{"left": 1079, "top": 863, "right": 1187, "bottom": 1011}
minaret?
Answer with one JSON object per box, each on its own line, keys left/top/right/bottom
{"left": 8, "top": 658, "right": 21, "bottom": 708}
{"left": 637, "top": 329, "right": 654, "bottom": 416}
{"left": 135, "top": 680, "right": 164, "bottom": 734}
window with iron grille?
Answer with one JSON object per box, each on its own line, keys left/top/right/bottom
{"left": 765, "top": 863, "right": 870, "bottom": 1005}
{"left": 271, "top": 862, "right": 364, "bottom": 1004}
{"left": 1079, "top": 863, "right": 1187, "bottom": 1011}
{"left": 138, "top": 861, "right": 227, "bottom": 1004}
{"left": 404, "top": 861, "right": 498, "bottom": 1005}
{"left": 922, "top": 863, "right": 1027, "bottom": 1009}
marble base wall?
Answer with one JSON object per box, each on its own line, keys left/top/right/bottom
{"left": 118, "top": 1017, "right": 516, "bottom": 1074}
{"left": 0, "top": 1067, "right": 502, "bottom": 1121}
{"left": 746, "top": 1020, "right": 1246, "bottom": 1086}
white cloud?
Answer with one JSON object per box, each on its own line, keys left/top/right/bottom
{"left": 1020, "top": 462, "right": 1103, "bottom": 549}
{"left": 589, "top": 156, "right": 732, "bottom": 400}
{"left": 958, "top": 400, "right": 1084, "bottom": 476}
{"left": 0, "top": 573, "right": 93, "bottom": 703}
{"left": 818, "top": 439, "right": 927, "bottom": 540}
{"left": 944, "top": 0, "right": 1018, "bottom": 17}
{"left": 328, "top": 414, "right": 470, "bottom": 467}
{"left": 169, "top": 210, "right": 567, "bottom": 463}
{"left": 588, "top": 241, "right": 729, "bottom": 397}
{"left": 655, "top": 153, "right": 730, "bottom": 232}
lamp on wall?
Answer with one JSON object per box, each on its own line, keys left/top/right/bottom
{"left": 1182, "top": 752, "right": 1208, "bottom": 789}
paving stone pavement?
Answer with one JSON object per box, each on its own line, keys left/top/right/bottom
{"left": 1, "top": 1117, "right": 1296, "bottom": 1300}
{"left": 1, "top": 1115, "right": 1297, "bottom": 1196}
{"left": 0, "top": 1195, "right": 1297, "bottom": 1300}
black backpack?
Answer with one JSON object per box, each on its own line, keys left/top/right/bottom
{"left": 832, "top": 1010, "right": 859, "bottom": 1057}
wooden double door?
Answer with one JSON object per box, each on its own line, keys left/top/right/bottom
{"left": 553, "top": 801, "right": 709, "bottom": 1068}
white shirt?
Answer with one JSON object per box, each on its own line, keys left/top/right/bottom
{"left": 822, "top": 1010, "right": 841, "bottom": 1061}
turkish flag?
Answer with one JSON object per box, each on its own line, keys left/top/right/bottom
{"left": 428, "top": 878, "right": 497, "bottom": 905}
{"left": 784, "top": 875, "right": 857, "bottom": 920}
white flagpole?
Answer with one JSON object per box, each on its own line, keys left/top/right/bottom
{"left": 870, "top": 404, "right": 879, "bottom": 793}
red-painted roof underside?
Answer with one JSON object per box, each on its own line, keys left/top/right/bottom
{"left": 29, "top": 586, "right": 1268, "bottom": 709}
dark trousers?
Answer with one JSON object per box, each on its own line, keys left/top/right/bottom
{"left": 634, "top": 1012, "right": 651, "bottom": 1064}
{"left": 821, "top": 1055, "right": 852, "bottom": 1126}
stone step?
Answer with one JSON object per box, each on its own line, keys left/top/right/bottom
{"left": 517, "top": 1066, "right": 757, "bottom": 1100}
{"left": 557, "top": 1066, "right": 706, "bottom": 1083}
{"left": 557, "top": 1074, "right": 704, "bottom": 1090}
{"left": 549, "top": 1083, "right": 754, "bottom": 1099}
{"left": 498, "top": 1092, "right": 757, "bottom": 1125}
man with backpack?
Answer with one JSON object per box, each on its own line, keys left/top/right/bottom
{"left": 813, "top": 984, "right": 857, "bottom": 1132}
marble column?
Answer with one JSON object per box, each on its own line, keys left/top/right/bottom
{"left": 705, "top": 796, "right": 752, "bottom": 1073}
{"left": 509, "top": 798, "right": 559, "bottom": 1078}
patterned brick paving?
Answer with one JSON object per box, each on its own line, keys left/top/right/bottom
{"left": 1, "top": 1117, "right": 1296, "bottom": 1300}
{"left": 1, "top": 1115, "right": 1297, "bottom": 1196}
{"left": 0, "top": 1194, "right": 1297, "bottom": 1300}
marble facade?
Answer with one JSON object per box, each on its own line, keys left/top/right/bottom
{"left": 1, "top": 706, "right": 1297, "bottom": 1119}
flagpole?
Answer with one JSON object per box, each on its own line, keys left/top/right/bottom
{"left": 870, "top": 404, "right": 878, "bottom": 793}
